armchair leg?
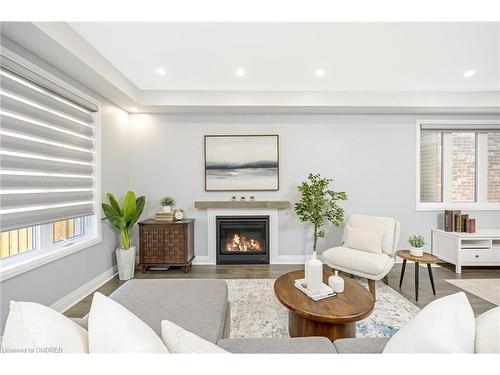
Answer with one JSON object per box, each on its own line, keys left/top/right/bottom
{"left": 368, "top": 279, "right": 376, "bottom": 299}
{"left": 382, "top": 275, "right": 389, "bottom": 285}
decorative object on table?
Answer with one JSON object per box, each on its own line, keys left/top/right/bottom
{"left": 408, "top": 234, "right": 425, "bottom": 257}
{"left": 274, "top": 270, "right": 374, "bottom": 341}
{"left": 204, "top": 134, "right": 279, "bottom": 191}
{"left": 160, "top": 196, "right": 175, "bottom": 213}
{"left": 294, "top": 278, "right": 335, "bottom": 301}
{"left": 173, "top": 208, "right": 184, "bottom": 221}
{"left": 294, "top": 173, "right": 347, "bottom": 293}
{"left": 466, "top": 219, "right": 476, "bottom": 233}
{"left": 102, "top": 191, "right": 145, "bottom": 280}
{"left": 397, "top": 250, "right": 439, "bottom": 301}
{"left": 139, "top": 219, "right": 195, "bottom": 273}
{"left": 328, "top": 270, "right": 345, "bottom": 293}
{"left": 155, "top": 211, "right": 174, "bottom": 222}
{"left": 240, "top": 196, "right": 246, "bottom": 201}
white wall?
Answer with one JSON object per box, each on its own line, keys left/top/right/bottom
{"left": 128, "top": 113, "right": 500, "bottom": 261}
{"left": 0, "top": 39, "right": 130, "bottom": 333}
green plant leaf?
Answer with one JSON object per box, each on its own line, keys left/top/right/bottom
{"left": 122, "top": 191, "right": 137, "bottom": 222}
{"left": 126, "top": 196, "right": 145, "bottom": 230}
{"left": 102, "top": 203, "right": 126, "bottom": 229}
{"left": 107, "top": 193, "right": 122, "bottom": 216}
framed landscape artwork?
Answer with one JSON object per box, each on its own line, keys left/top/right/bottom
{"left": 204, "top": 135, "right": 279, "bottom": 191}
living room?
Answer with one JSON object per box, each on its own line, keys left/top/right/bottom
{"left": 1, "top": 0, "right": 499, "bottom": 371}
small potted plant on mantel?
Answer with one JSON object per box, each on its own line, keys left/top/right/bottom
{"left": 408, "top": 234, "right": 425, "bottom": 257}
{"left": 295, "top": 173, "right": 348, "bottom": 292}
{"left": 160, "top": 196, "right": 175, "bottom": 213}
{"left": 102, "top": 191, "right": 145, "bottom": 280}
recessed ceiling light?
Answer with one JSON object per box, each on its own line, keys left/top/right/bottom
{"left": 235, "top": 68, "right": 246, "bottom": 77}
{"left": 315, "top": 68, "right": 326, "bottom": 77}
{"left": 130, "top": 106, "right": 138, "bottom": 112}
{"left": 463, "top": 69, "right": 476, "bottom": 78}
{"left": 156, "top": 68, "right": 166, "bottom": 76}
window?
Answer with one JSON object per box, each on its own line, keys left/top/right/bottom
{"left": 0, "top": 48, "right": 101, "bottom": 280}
{"left": 417, "top": 121, "right": 500, "bottom": 210}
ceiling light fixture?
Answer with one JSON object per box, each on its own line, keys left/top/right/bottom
{"left": 156, "top": 68, "right": 166, "bottom": 76}
{"left": 463, "top": 69, "right": 476, "bottom": 78}
{"left": 315, "top": 68, "right": 326, "bottom": 77}
{"left": 235, "top": 68, "right": 246, "bottom": 77}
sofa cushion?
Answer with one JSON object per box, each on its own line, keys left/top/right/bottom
{"left": 383, "top": 292, "right": 475, "bottom": 353}
{"left": 344, "top": 225, "right": 384, "bottom": 254}
{"left": 107, "top": 279, "right": 228, "bottom": 343}
{"left": 322, "top": 246, "right": 394, "bottom": 278}
{"left": 217, "top": 337, "right": 336, "bottom": 353}
{"left": 475, "top": 305, "right": 500, "bottom": 353}
{"left": 333, "top": 337, "right": 389, "bottom": 353}
{"left": 345, "top": 214, "right": 397, "bottom": 256}
{"left": 88, "top": 292, "right": 168, "bottom": 353}
{"left": 1, "top": 301, "right": 88, "bottom": 353}
{"left": 161, "top": 320, "right": 227, "bottom": 353}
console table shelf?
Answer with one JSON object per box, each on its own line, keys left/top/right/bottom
{"left": 432, "top": 229, "right": 500, "bottom": 273}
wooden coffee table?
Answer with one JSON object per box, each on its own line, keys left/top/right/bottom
{"left": 274, "top": 270, "right": 375, "bottom": 342}
{"left": 396, "top": 250, "right": 439, "bottom": 301}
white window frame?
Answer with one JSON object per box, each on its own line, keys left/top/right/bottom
{"left": 0, "top": 48, "right": 102, "bottom": 282}
{"left": 416, "top": 120, "right": 500, "bottom": 211}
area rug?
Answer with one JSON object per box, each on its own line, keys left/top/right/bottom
{"left": 445, "top": 279, "right": 500, "bottom": 305}
{"left": 226, "top": 278, "right": 419, "bottom": 339}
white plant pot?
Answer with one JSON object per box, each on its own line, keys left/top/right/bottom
{"left": 161, "top": 205, "right": 172, "bottom": 213}
{"left": 116, "top": 246, "right": 136, "bottom": 281}
{"left": 410, "top": 247, "right": 424, "bottom": 257}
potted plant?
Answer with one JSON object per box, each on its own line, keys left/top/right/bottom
{"left": 102, "top": 191, "right": 145, "bottom": 280}
{"left": 408, "top": 235, "right": 425, "bottom": 257}
{"left": 160, "top": 196, "right": 175, "bottom": 213}
{"left": 294, "top": 173, "right": 348, "bottom": 292}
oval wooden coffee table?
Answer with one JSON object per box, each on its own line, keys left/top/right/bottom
{"left": 274, "top": 270, "right": 375, "bottom": 342}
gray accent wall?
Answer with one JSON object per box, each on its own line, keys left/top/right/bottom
{"left": 128, "top": 113, "right": 500, "bottom": 259}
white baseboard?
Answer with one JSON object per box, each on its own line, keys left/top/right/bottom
{"left": 192, "top": 255, "right": 212, "bottom": 265}
{"left": 51, "top": 265, "right": 118, "bottom": 313}
{"left": 192, "top": 254, "right": 307, "bottom": 265}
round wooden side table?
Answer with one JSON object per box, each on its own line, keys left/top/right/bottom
{"left": 396, "top": 250, "right": 440, "bottom": 301}
{"left": 274, "top": 270, "right": 375, "bottom": 341}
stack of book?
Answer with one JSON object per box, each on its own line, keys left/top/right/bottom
{"left": 444, "top": 210, "right": 476, "bottom": 233}
{"left": 294, "top": 278, "right": 335, "bottom": 301}
{"left": 155, "top": 212, "right": 174, "bottom": 222}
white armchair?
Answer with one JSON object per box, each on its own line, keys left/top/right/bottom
{"left": 322, "top": 214, "right": 400, "bottom": 299}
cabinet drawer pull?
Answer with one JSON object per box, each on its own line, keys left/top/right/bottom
{"left": 475, "top": 255, "right": 479, "bottom": 258}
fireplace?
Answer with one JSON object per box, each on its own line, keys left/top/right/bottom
{"left": 216, "top": 216, "right": 270, "bottom": 264}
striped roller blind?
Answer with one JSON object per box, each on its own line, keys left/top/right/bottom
{"left": 0, "top": 67, "right": 97, "bottom": 232}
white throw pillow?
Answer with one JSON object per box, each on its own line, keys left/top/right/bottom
{"left": 383, "top": 292, "right": 475, "bottom": 353}
{"left": 161, "top": 320, "right": 227, "bottom": 353}
{"left": 1, "top": 301, "right": 88, "bottom": 353}
{"left": 88, "top": 292, "right": 168, "bottom": 353}
{"left": 343, "top": 225, "right": 384, "bottom": 254}
{"left": 475, "top": 306, "right": 500, "bottom": 353}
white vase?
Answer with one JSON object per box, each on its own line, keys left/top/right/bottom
{"left": 161, "top": 205, "right": 172, "bottom": 213}
{"left": 410, "top": 246, "right": 424, "bottom": 257}
{"left": 116, "top": 246, "right": 136, "bottom": 281}
{"left": 328, "top": 270, "right": 345, "bottom": 293}
{"left": 305, "top": 251, "right": 323, "bottom": 293}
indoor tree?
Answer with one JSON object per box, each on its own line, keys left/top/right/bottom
{"left": 294, "top": 173, "right": 348, "bottom": 254}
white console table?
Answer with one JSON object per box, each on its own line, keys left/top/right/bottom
{"left": 432, "top": 229, "right": 500, "bottom": 273}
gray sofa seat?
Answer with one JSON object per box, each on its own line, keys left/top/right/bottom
{"left": 217, "top": 337, "right": 337, "bottom": 353}
{"left": 333, "top": 337, "right": 389, "bottom": 353}
{"left": 83, "top": 279, "right": 229, "bottom": 344}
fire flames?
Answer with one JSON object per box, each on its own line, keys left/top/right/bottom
{"left": 225, "top": 233, "right": 262, "bottom": 252}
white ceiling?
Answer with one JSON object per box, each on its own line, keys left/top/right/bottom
{"left": 69, "top": 22, "right": 499, "bottom": 92}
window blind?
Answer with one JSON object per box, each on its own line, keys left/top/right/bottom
{"left": 0, "top": 68, "right": 96, "bottom": 232}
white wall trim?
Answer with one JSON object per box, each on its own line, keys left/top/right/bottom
{"left": 50, "top": 265, "right": 118, "bottom": 313}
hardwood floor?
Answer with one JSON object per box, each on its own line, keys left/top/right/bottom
{"left": 64, "top": 262, "right": 499, "bottom": 318}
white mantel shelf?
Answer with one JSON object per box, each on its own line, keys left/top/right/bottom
{"left": 194, "top": 201, "right": 291, "bottom": 209}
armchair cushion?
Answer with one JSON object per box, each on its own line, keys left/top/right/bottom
{"left": 322, "top": 246, "right": 394, "bottom": 279}
{"left": 344, "top": 225, "right": 384, "bottom": 254}
{"left": 345, "top": 214, "right": 398, "bottom": 256}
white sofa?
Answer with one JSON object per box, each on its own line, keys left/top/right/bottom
{"left": 322, "top": 214, "right": 400, "bottom": 298}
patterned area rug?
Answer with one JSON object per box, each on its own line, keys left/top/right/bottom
{"left": 226, "top": 278, "right": 419, "bottom": 338}
{"left": 445, "top": 278, "right": 500, "bottom": 306}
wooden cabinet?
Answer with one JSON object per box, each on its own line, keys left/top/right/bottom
{"left": 139, "top": 219, "right": 195, "bottom": 272}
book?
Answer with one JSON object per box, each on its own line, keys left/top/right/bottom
{"left": 444, "top": 210, "right": 453, "bottom": 232}
{"left": 453, "top": 210, "right": 462, "bottom": 232}
{"left": 467, "top": 219, "right": 476, "bottom": 233}
{"left": 461, "top": 214, "right": 469, "bottom": 233}
{"left": 294, "top": 278, "right": 335, "bottom": 301}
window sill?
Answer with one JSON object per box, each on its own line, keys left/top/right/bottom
{"left": 0, "top": 236, "right": 102, "bottom": 282}
{"left": 416, "top": 203, "right": 500, "bottom": 211}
